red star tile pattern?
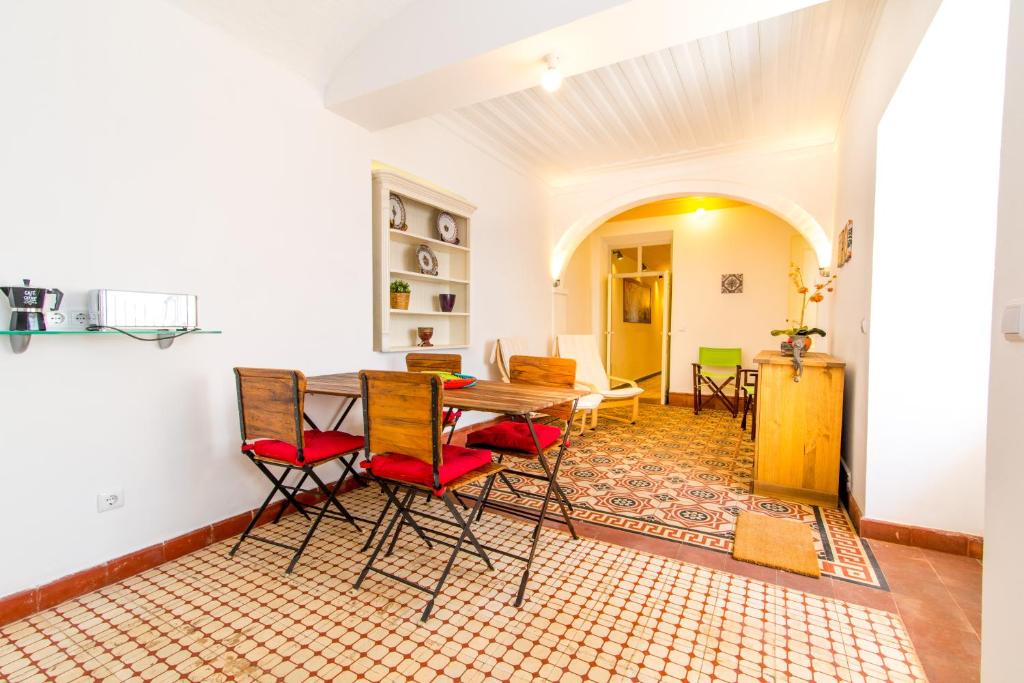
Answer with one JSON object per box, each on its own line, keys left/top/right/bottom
{"left": 0, "top": 487, "right": 922, "bottom": 682}
{"left": 466, "top": 404, "right": 886, "bottom": 589}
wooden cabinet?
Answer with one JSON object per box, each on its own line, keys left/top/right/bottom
{"left": 752, "top": 350, "right": 845, "bottom": 507}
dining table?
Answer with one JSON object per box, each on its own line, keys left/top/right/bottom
{"left": 304, "top": 371, "right": 587, "bottom": 606}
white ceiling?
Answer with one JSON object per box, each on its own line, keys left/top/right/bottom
{"left": 436, "top": 0, "right": 883, "bottom": 181}
{"left": 165, "top": 0, "right": 417, "bottom": 85}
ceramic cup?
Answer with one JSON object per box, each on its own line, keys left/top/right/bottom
{"left": 438, "top": 294, "right": 456, "bottom": 312}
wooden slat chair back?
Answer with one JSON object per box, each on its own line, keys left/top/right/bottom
{"left": 508, "top": 355, "right": 577, "bottom": 422}
{"left": 360, "top": 370, "right": 443, "bottom": 487}
{"left": 235, "top": 367, "right": 305, "bottom": 449}
{"left": 405, "top": 353, "right": 462, "bottom": 374}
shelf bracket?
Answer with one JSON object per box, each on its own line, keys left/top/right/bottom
{"left": 9, "top": 336, "right": 29, "bottom": 354}
{"left": 156, "top": 332, "right": 175, "bottom": 350}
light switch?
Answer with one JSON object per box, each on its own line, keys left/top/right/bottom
{"left": 1001, "top": 300, "right": 1024, "bottom": 341}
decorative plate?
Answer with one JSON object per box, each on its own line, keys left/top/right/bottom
{"left": 436, "top": 211, "right": 459, "bottom": 244}
{"left": 420, "top": 371, "right": 477, "bottom": 389}
{"left": 416, "top": 244, "right": 438, "bottom": 276}
{"left": 389, "top": 194, "right": 407, "bottom": 230}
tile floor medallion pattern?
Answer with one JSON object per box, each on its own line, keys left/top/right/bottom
{"left": 471, "top": 404, "right": 887, "bottom": 589}
{"left": 0, "top": 486, "right": 924, "bottom": 683}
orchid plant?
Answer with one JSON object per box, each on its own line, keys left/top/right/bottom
{"left": 770, "top": 264, "right": 836, "bottom": 339}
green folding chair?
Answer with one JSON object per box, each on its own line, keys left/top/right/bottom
{"left": 692, "top": 347, "right": 742, "bottom": 417}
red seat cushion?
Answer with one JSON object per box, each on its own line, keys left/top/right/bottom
{"left": 465, "top": 421, "right": 563, "bottom": 453}
{"left": 444, "top": 409, "right": 462, "bottom": 426}
{"left": 362, "top": 444, "right": 492, "bottom": 494}
{"left": 244, "top": 430, "right": 364, "bottom": 465}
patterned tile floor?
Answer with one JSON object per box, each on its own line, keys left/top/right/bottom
{"left": 465, "top": 405, "right": 885, "bottom": 588}
{"left": 0, "top": 486, "right": 927, "bottom": 683}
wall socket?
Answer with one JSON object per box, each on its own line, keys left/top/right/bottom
{"left": 68, "top": 310, "right": 94, "bottom": 330}
{"left": 97, "top": 490, "right": 124, "bottom": 512}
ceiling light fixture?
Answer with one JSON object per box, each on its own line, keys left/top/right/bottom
{"left": 541, "top": 54, "right": 562, "bottom": 93}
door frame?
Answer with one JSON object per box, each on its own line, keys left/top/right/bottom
{"left": 606, "top": 269, "right": 671, "bottom": 404}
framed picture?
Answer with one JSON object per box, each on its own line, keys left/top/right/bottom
{"left": 837, "top": 219, "right": 853, "bottom": 267}
{"left": 623, "top": 279, "right": 652, "bottom": 324}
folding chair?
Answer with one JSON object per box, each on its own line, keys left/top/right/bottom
{"left": 466, "top": 355, "right": 580, "bottom": 604}
{"left": 740, "top": 367, "right": 758, "bottom": 440}
{"left": 405, "top": 352, "right": 464, "bottom": 444}
{"left": 232, "top": 368, "right": 364, "bottom": 573}
{"left": 692, "top": 347, "right": 743, "bottom": 417}
{"left": 354, "top": 370, "right": 506, "bottom": 622}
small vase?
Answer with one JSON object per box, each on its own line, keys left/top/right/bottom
{"left": 417, "top": 326, "right": 434, "bottom": 347}
{"left": 438, "top": 294, "right": 456, "bottom": 312}
{"left": 789, "top": 334, "right": 812, "bottom": 353}
{"left": 390, "top": 292, "right": 410, "bottom": 310}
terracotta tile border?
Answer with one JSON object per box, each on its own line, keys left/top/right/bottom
{"left": 0, "top": 417, "right": 509, "bottom": 629}
{"left": 860, "top": 518, "right": 983, "bottom": 559}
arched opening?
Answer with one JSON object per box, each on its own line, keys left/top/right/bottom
{"left": 551, "top": 180, "right": 832, "bottom": 281}
{"left": 553, "top": 193, "right": 824, "bottom": 406}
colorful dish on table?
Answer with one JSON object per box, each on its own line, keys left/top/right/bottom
{"left": 421, "top": 371, "right": 477, "bottom": 389}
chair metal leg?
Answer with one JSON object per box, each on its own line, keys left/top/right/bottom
{"left": 306, "top": 467, "right": 360, "bottom": 532}
{"left": 273, "top": 470, "right": 309, "bottom": 523}
{"left": 386, "top": 489, "right": 417, "bottom": 557}
{"left": 421, "top": 488, "right": 494, "bottom": 622}
{"left": 286, "top": 473, "right": 345, "bottom": 574}
{"left": 253, "top": 461, "right": 311, "bottom": 521}
{"left": 354, "top": 499, "right": 403, "bottom": 591}
{"left": 230, "top": 482, "right": 278, "bottom": 557}
{"left": 373, "top": 481, "right": 435, "bottom": 552}
{"left": 361, "top": 489, "right": 394, "bottom": 552}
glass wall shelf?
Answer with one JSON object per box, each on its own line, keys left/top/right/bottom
{"left": 0, "top": 329, "right": 221, "bottom": 354}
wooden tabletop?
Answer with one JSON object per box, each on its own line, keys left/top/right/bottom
{"left": 306, "top": 372, "right": 586, "bottom": 416}
{"left": 753, "top": 350, "right": 846, "bottom": 368}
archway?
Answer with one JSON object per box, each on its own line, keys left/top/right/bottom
{"left": 551, "top": 179, "right": 831, "bottom": 280}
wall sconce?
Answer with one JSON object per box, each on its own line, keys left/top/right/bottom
{"left": 553, "top": 279, "right": 561, "bottom": 288}
{"left": 613, "top": 250, "right": 624, "bottom": 260}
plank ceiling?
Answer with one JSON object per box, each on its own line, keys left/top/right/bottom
{"left": 436, "top": 0, "right": 883, "bottom": 182}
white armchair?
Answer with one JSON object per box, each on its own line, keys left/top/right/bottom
{"left": 555, "top": 334, "right": 642, "bottom": 425}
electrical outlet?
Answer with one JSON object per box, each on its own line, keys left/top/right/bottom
{"left": 45, "top": 310, "right": 68, "bottom": 328}
{"left": 69, "top": 310, "right": 93, "bottom": 330}
{"left": 97, "top": 490, "right": 124, "bottom": 512}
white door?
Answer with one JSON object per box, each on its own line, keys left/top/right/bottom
{"left": 606, "top": 271, "right": 671, "bottom": 405}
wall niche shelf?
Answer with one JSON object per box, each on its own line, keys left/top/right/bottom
{"left": 0, "top": 328, "right": 222, "bottom": 354}
{"left": 373, "top": 164, "right": 476, "bottom": 352}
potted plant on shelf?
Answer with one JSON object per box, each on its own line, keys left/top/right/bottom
{"left": 390, "top": 279, "right": 411, "bottom": 310}
{"left": 771, "top": 265, "right": 836, "bottom": 380}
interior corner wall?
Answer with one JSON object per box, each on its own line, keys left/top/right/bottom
{"left": 865, "top": 0, "right": 1008, "bottom": 536}
{"left": 828, "top": 0, "right": 942, "bottom": 514}
{"left": 982, "top": 0, "right": 1024, "bottom": 676}
{"left": 0, "top": 0, "right": 551, "bottom": 598}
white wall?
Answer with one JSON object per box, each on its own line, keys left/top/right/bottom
{"left": 563, "top": 206, "right": 816, "bottom": 393}
{"left": 0, "top": 0, "right": 551, "bottom": 597}
{"left": 864, "top": 0, "right": 1009, "bottom": 536}
{"left": 829, "top": 0, "right": 942, "bottom": 511}
{"left": 982, "top": 1, "right": 1024, "bottom": 676}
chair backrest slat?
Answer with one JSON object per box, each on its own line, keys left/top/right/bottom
{"left": 405, "top": 353, "right": 462, "bottom": 374}
{"left": 509, "top": 355, "right": 577, "bottom": 421}
{"left": 698, "top": 347, "right": 742, "bottom": 368}
{"left": 234, "top": 368, "right": 305, "bottom": 447}
{"left": 360, "top": 370, "right": 442, "bottom": 477}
